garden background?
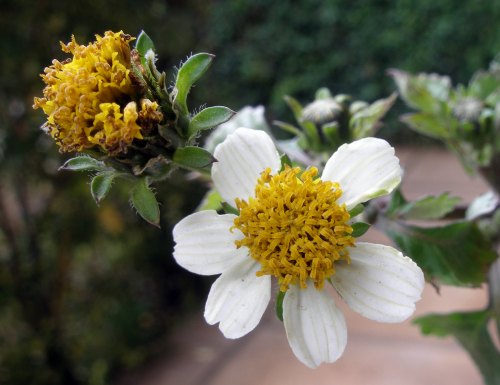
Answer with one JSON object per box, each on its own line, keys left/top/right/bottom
{"left": 1, "top": 1, "right": 500, "bottom": 384}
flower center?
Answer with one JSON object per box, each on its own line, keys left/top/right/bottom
{"left": 233, "top": 166, "right": 354, "bottom": 292}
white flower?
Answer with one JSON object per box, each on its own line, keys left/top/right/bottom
{"left": 173, "top": 127, "right": 424, "bottom": 368}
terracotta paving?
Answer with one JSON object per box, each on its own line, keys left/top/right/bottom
{"left": 120, "top": 146, "right": 491, "bottom": 385}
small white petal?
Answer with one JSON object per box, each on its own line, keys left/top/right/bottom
{"left": 173, "top": 210, "right": 247, "bottom": 275}
{"left": 283, "top": 283, "right": 347, "bottom": 368}
{"left": 322, "top": 137, "right": 401, "bottom": 209}
{"left": 204, "top": 258, "right": 271, "bottom": 339}
{"left": 212, "top": 127, "right": 281, "bottom": 207}
{"left": 332, "top": 242, "right": 424, "bottom": 323}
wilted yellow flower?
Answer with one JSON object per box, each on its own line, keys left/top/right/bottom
{"left": 33, "top": 31, "right": 162, "bottom": 154}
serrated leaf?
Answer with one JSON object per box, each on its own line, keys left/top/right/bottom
{"left": 130, "top": 178, "right": 160, "bottom": 227}
{"left": 173, "top": 53, "right": 215, "bottom": 116}
{"left": 350, "top": 93, "right": 397, "bottom": 139}
{"left": 90, "top": 172, "right": 116, "bottom": 204}
{"left": 399, "top": 193, "right": 461, "bottom": 220}
{"left": 188, "top": 106, "right": 235, "bottom": 138}
{"left": 275, "top": 290, "right": 285, "bottom": 322}
{"left": 135, "top": 30, "right": 155, "bottom": 67}
{"left": 382, "top": 220, "right": 497, "bottom": 286}
{"left": 351, "top": 222, "right": 370, "bottom": 237}
{"left": 400, "top": 112, "right": 453, "bottom": 139}
{"left": 173, "top": 146, "right": 216, "bottom": 170}
{"left": 59, "top": 156, "right": 107, "bottom": 172}
{"left": 414, "top": 310, "right": 500, "bottom": 385}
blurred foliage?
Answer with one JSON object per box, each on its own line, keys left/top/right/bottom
{"left": 2, "top": 0, "right": 500, "bottom": 384}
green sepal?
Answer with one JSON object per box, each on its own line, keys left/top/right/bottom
{"left": 351, "top": 222, "right": 370, "bottom": 237}
{"left": 129, "top": 178, "right": 160, "bottom": 227}
{"left": 221, "top": 202, "right": 239, "bottom": 216}
{"left": 188, "top": 106, "right": 235, "bottom": 139}
{"left": 59, "top": 156, "right": 107, "bottom": 172}
{"left": 280, "top": 153, "right": 293, "bottom": 171}
{"left": 135, "top": 30, "right": 155, "bottom": 67}
{"left": 275, "top": 290, "right": 285, "bottom": 322}
{"left": 90, "top": 171, "right": 116, "bottom": 204}
{"left": 414, "top": 310, "right": 500, "bottom": 385}
{"left": 172, "top": 53, "right": 215, "bottom": 117}
{"left": 173, "top": 146, "right": 216, "bottom": 170}
{"left": 348, "top": 203, "right": 365, "bottom": 218}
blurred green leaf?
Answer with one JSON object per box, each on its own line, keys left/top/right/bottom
{"left": 383, "top": 220, "right": 497, "bottom": 286}
{"left": 196, "top": 189, "right": 223, "bottom": 211}
{"left": 350, "top": 93, "right": 397, "bottom": 139}
{"left": 130, "top": 178, "right": 160, "bottom": 227}
{"left": 135, "top": 30, "right": 155, "bottom": 67}
{"left": 172, "top": 53, "right": 215, "bottom": 116}
{"left": 173, "top": 146, "right": 216, "bottom": 170}
{"left": 280, "top": 153, "right": 293, "bottom": 170}
{"left": 389, "top": 69, "right": 450, "bottom": 112}
{"left": 398, "top": 193, "right": 461, "bottom": 220}
{"left": 400, "top": 112, "right": 453, "bottom": 139}
{"left": 59, "top": 156, "right": 107, "bottom": 172}
{"left": 188, "top": 106, "right": 235, "bottom": 138}
{"left": 414, "top": 310, "right": 500, "bottom": 385}
{"left": 468, "top": 71, "right": 500, "bottom": 100}
{"left": 90, "top": 172, "right": 116, "bottom": 204}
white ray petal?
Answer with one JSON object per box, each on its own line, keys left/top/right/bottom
{"left": 173, "top": 210, "right": 247, "bottom": 275}
{"left": 283, "top": 283, "right": 347, "bottom": 368}
{"left": 322, "top": 137, "right": 401, "bottom": 209}
{"left": 204, "top": 258, "right": 271, "bottom": 339}
{"left": 332, "top": 242, "right": 424, "bottom": 323}
{"left": 212, "top": 127, "right": 281, "bottom": 207}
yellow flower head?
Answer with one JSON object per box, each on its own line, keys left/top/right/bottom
{"left": 33, "top": 31, "right": 162, "bottom": 154}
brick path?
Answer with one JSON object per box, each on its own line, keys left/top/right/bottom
{"left": 120, "top": 146, "right": 491, "bottom": 385}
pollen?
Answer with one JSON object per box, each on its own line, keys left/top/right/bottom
{"left": 233, "top": 166, "right": 355, "bottom": 292}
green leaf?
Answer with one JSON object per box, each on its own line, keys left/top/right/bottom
{"left": 389, "top": 69, "right": 450, "bottom": 112}
{"left": 382, "top": 220, "right": 497, "bottom": 286}
{"left": 173, "top": 146, "right": 216, "bottom": 170}
{"left": 400, "top": 112, "right": 453, "bottom": 139}
{"left": 414, "top": 310, "right": 500, "bottom": 385}
{"left": 351, "top": 222, "right": 370, "bottom": 237}
{"left": 188, "top": 106, "right": 235, "bottom": 138}
{"left": 135, "top": 30, "right": 155, "bottom": 67}
{"left": 275, "top": 290, "right": 285, "bottom": 322}
{"left": 385, "top": 189, "right": 408, "bottom": 217}
{"left": 350, "top": 93, "right": 397, "bottom": 139}
{"left": 273, "top": 120, "right": 303, "bottom": 137}
{"left": 172, "top": 53, "right": 215, "bottom": 116}
{"left": 90, "top": 171, "right": 116, "bottom": 204}
{"left": 130, "top": 178, "right": 160, "bottom": 227}
{"left": 399, "top": 193, "right": 461, "bottom": 220}
{"left": 59, "top": 156, "right": 107, "bottom": 172}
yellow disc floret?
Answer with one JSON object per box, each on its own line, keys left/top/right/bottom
{"left": 33, "top": 31, "right": 162, "bottom": 154}
{"left": 233, "top": 166, "right": 355, "bottom": 292}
